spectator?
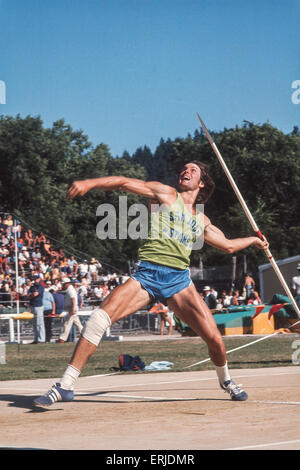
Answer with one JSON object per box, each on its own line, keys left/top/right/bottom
{"left": 221, "top": 290, "right": 231, "bottom": 307}
{"left": 247, "top": 288, "right": 262, "bottom": 305}
{"left": 52, "top": 277, "right": 62, "bottom": 291}
{"left": 59, "top": 256, "right": 69, "bottom": 275}
{"left": 88, "top": 258, "right": 102, "bottom": 284}
{"left": 38, "top": 258, "right": 48, "bottom": 275}
{"left": 34, "top": 232, "right": 46, "bottom": 249}
{"left": 73, "top": 279, "right": 84, "bottom": 309}
{"left": 211, "top": 287, "right": 218, "bottom": 299}
{"left": 51, "top": 287, "right": 65, "bottom": 315}
{"left": 19, "top": 280, "right": 32, "bottom": 304}
{"left": 24, "top": 228, "right": 34, "bottom": 248}
{"left": 203, "top": 286, "right": 217, "bottom": 310}
{"left": 12, "top": 223, "right": 22, "bottom": 240}
{"left": 43, "top": 281, "right": 56, "bottom": 343}
{"left": 108, "top": 273, "right": 120, "bottom": 290}
{"left": 49, "top": 245, "right": 60, "bottom": 260}
{"left": 78, "top": 281, "right": 88, "bottom": 305}
{"left": 81, "top": 273, "right": 90, "bottom": 288}
{"left": 244, "top": 273, "right": 255, "bottom": 300}
{"left": 94, "top": 283, "right": 104, "bottom": 304}
{"left": 149, "top": 302, "right": 174, "bottom": 336}
{"left": 230, "top": 290, "right": 240, "bottom": 306}
{"left": 18, "top": 271, "right": 27, "bottom": 287}
{"left": 32, "top": 247, "right": 42, "bottom": 263}
{"left": 101, "top": 281, "right": 109, "bottom": 299}
{"left": 3, "top": 214, "right": 13, "bottom": 233}
{"left": 1, "top": 232, "right": 9, "bottom": 247}
{"left": 57, "top": 247, "right": 66, "bottom": 261}
{"left": 43, "top": 239, "right": 52, "bottom": 257}
{"left": 18, "top": 247, "right": 29, "bottom": 269}
{"left": 58, "top": 278, "right": 83, "bottom": 343}
{"left": 0, "top": 249, "right": 9, "bottom": 276}
{"left": 67, "top": 255, "right": 78, "bottom": 276}
{"left": 247, "top": 293, "right": 258, "bottom": 305}
{"left": 0, "top": 281, "right": 11, "bottom": 307}
{"left": 68, "top": 279, "right": 84, "bottom": 342}
{"left": 216, "top": 298, "right": 224, "bottom": 311}
{"left": 291, "top": 263, "right": 300, "bottom": 308}
{"left": 78, "top": 260, "right": 89, "bottom": 278}
{"left": 28, "top": 274, "right": 45, "bottom": 344}
{"left": 50, "top": 264, "right": 60, "bottom": 282}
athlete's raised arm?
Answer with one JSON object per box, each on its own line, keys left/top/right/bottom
{"left": 66, "top": 176, "right": 177, "bottom": 205}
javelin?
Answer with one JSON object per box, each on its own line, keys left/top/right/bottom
{"left": 196, "top": 113, "right": 300, "bottom": 319}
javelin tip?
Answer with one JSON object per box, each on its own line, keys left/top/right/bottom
{"left": 196, "top": 113, "right": 214, "bottom": 143}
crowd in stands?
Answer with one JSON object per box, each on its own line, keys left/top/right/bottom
{"left": 201, "top": 282, "right": 262, "bottom": 312}
{"left": 0, "top": 213, "right": 129, "bottom": 310}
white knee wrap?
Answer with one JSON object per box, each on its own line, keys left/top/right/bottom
{"left": 82, "top": 309, "right": 111, "bottom": 346}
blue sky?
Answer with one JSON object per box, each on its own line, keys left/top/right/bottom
{"left": 0, "top": 0, "right": 299, "bottom": 157}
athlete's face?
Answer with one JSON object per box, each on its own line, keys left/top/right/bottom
{"left": 178, "top": 163, "right": 204, "bottom": 191}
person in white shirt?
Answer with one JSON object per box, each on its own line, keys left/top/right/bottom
{"left": 88, "top": 258, "right": 102, "bottom": 284}
{"left": 58, "top": 278, "right": 83, "bottom": 343}
{"left": 211, "top": 287, "right": 218, "bottom": 298}
{"left": 68, "top": 255, "right": 78, "bottom": 276}
{"left": 94, "top": 283, "right": 104, "bottom": 303}
{"left": 78, "top": 260, "right": 89, "bottom": 278}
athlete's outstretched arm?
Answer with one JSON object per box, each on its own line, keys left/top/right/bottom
{"left": 67, "top": 176, "right": 176, "bottom": 205}
{"left": 204, "top": 220, "right": 269, "bottom": 253}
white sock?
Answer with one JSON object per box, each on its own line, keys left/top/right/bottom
{"left": 215, "top": 362, "right": 231, "bottom": 385}
{"left": 60, "top": 364, "right": 81, "bottom": 390}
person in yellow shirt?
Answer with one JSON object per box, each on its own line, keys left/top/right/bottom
{"left": 34, "top": 161, "right": 269, "bottom": 406}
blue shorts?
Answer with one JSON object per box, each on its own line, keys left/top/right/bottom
{"left": 131, "top": 260, "right": 192, "bottom": 302}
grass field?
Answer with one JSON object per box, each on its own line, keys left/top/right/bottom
{"left": 0, "top": 334, "right": 298, "bottom": 381}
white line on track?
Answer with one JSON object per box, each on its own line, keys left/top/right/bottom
{"left": 225, "top": 438, "right": 300, "bottom": 450}
{"left": 84, "top": 372, "right": 121, "bottom": 378}
{"left": 252, "top": 400, "right": 300, "bottom": 405}
{"left": 75, "top": 392, "right": 198, "bottom": 401}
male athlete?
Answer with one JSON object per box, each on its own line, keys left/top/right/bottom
{"left": 34, "top": 161, "right": 269, "bottom": 406}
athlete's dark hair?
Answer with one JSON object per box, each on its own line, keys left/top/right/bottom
{"left": 178, "top": 160, "right": 215, "bottom": 204}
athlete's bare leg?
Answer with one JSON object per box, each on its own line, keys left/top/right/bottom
{"left": 167, "top": 282, "right": 226, "bottom": 366}
{"left": 69, "top": 278, "right": 151, "bottom": 371}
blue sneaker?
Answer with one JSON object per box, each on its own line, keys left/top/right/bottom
{"left": 220, "top": 380, "right": 248, "bottom": 401}
{"left": 34, "top": 383, "right": 74, "bottom": 407}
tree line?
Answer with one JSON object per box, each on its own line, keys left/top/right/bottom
{"left": 0, "top": 114, "right": 299, "bottom": 276}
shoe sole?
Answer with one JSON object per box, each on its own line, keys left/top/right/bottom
{"left": 33, "top": 397, "right": 74, "bottom": 407}
{"left": 33, "top": 399, "right": 56, "bottom": 407}
{"left": 232, "top": 396, "right": 248, "bottom": 401}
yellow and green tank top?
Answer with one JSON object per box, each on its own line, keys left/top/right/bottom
{"left": 138, "top": 192, "right": 204, "bottom": 270}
